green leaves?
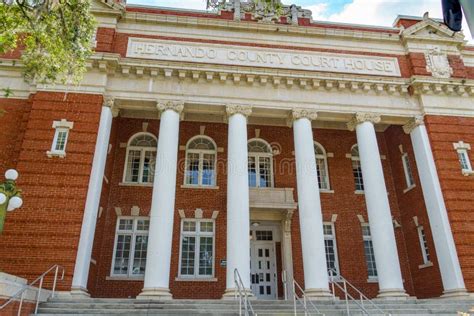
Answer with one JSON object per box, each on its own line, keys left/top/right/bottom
{"left": 0, "top": 0, "right": 96, "bottom": 84}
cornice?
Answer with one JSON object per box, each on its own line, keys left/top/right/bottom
{"left": 122, "top": 11, "right": 402, "bottom": 44}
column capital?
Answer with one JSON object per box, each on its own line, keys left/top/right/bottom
{"left": 225, "top": 105, "right": 252, "bottom": 118}
{"left": 403, "top": 115, "right": 425, "bottom": 134}
{"left": 347, "top": 112, "right": 381, "bottom": 131}
{"left": 157, "top": 100, "right": 184, "bottom": 119}
{"left": 287, "top": 108, "right": 318, "bottom": 127}
{"left": 103, "top": 96, "right": 119, "bottom": 117}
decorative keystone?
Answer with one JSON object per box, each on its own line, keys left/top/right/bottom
{"left": 403, "top": 116, "right": 424, "bottom": 134}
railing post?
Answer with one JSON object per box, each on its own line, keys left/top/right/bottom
{"left": 344, "top": 280, "right": 349, "bottom": 316}
{"left": 35, "top": 277, "right": 44, "bottom": 314}
{"left": 293, "top": 281, "right": 297, "bottom": 316}
{"left": 52, "top": 266, "right": 59, "bottom": 298}
{"left": 17, "top": 291, "right": 25, "bottom": 316}
{"left": 303, "top": 294, "right": 308, "bottom": 316}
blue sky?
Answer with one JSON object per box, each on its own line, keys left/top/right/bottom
{"left": 127, "top": 0, "right": 472, "bottom": 39}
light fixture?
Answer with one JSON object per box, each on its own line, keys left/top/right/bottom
{"left": 251, "top": 222, "right": 260, "bottom": 227}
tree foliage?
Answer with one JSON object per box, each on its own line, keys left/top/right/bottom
{"left": 0, "top": 0, "right": 96, "bottom": 84}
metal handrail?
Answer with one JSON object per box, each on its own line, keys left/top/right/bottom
{"left": 234, "top": 268, "right": 257, "bottom": 316}
{"left": 0, "top": 265, "right": 65, "bottom": 316}
{"left": 329, "top": 269, "right": 390, "bottom": 316}
{"left": 282, "top": 271, "right": 324, "bottom": 316}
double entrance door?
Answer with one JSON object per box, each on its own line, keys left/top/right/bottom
{"left": 250, "top": 237, "right": 277, "bottom": 299}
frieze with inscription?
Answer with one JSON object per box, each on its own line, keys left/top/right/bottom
{"left": 127, "top": 38, "right": 402, "bottom": 77}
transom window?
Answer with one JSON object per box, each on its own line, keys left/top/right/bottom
{"left": 179, "top": 219, "right": 215, "bottom": 278}
{"left": 123, "top": 133, "right": 157, "bottom": 184}
{"left": 315, "top": 142, "right": 330, "bottom": 190}
{"left": 323, "top": 223, "right": 340, "bottom": 277}
{"left": 111, "top": 217, "right": 149, "bottom": 277}
{"left": 248, "top": 139, "right": 274, "bottom": 188}
{"left": 351, "top": 145, "right": 364, "bottom": 191}
{"left": 362, "top": 224, "right": 378, "bottom": 279}
{"left": 402, "top": 153, "right": 416, "bottom": 188}
{"left": 185, "top": 136, "right": 217, "bottom": 187}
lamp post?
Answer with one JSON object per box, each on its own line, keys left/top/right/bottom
{"left": 0, "top": 169, "right": 23, "bottom": 234}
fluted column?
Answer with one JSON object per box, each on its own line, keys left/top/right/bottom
{"left": 347, "top": 113, "right": 407, "bottom": 298}
{"left": 223, "top": 105, "right": 252, "bottom": 298}
{"left": 404, "top": 117, "right": 468, "bottom": 298}
{"left": 291, "top": 109, "right": 331, "bottom": 298}
{"left": 71, "top": 98, "right": 116, "bottom": 296}
{"left": 138, "top": 101, "right": 183, "bottom": 299}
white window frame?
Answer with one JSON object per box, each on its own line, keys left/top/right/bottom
{"left": 122, "top": 132, "right": 157, "bottom": 184}
{"left": 361, "top": 223, "right": 378, "bottom": 281}
{"left": 350, "top": 145, "right": 364, "bottom": 193}
{"left": 417, "top": 226, "right": 431, "bottom": 265}
{"left": 323, "top": 222, "right": 340, "bottom": 278}
{"left": 453, "top": 141, "right": 473, "bottom": 176}
{"left": 184, "top": 135, "right": 217, "bottom": 187}
{"left": 402, "top": 153, "right": 416, "bottom": 190}
{"left": 315, "top": 142, "right": 331, "bottom": 191}
{"left": 178, "top": 219, "right": 215, "bottom": 279}
{"left": 248, "top": 138, "right": 274, "bottom": 188}
{"left": 47, "top": 119, "right": 74, "bottom": 158}
{"left": 110, "top": 216, "right": 149, "bottom": 278}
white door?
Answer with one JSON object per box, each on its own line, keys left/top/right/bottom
{"left": 250, "top": 241, "right": 277, "bottom": 299}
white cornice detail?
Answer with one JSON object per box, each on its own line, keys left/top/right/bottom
{"left": 402, "top": 115, "right": 424, "bottom": 134}
{"left": 347, "top": 112, "right": 382, "bottom": 131}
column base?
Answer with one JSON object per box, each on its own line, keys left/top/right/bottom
{"left": 70, "top": 287, "right": 91, "bottom": 299}
{"left": 441, "top": 288, "right": 469, "bottom": 299}
{"left": 305, "top": 288, "right": 333, "bottom": 300}
{"left": 376, "top": 289, "right": 408, "bottom": 300}
{"left": 222, "top": 287, "right": 254, "bottom": 300}
{"left": 137, "top": 287, "right": 173, "bottom": 300}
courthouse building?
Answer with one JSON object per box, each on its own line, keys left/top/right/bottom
{"left": 1, "top": 0, "right": 474, "bottom": 302}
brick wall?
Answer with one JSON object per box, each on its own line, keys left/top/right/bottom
{"left": 0, "top": 92, "right": 103, "bottom": 291}
{"left": 385, "top": 125, "right": 443, "bottom": 298}
{"left": 90, "top": 118, "right": 418, "bottom": 299}
{"left": 0, "top": 98, "right": 31, "bottom": 174}
{"left": 425, "top": 115, "right": 474, "bottom": 292}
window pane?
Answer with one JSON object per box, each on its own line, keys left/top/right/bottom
{"left": 130, "top": 134, "right": 157, "bottom": 147}
{"left": 185, "top": 153, "right": 200, "bottom": 185}
{"left": 403, "top": 155, "right": 415, "bottom": 186}
{"left": 199, "top": 237, "right": 213, "bottom": 276}
{"left": 180, "top": 236, "right": 196, "bottom": 275}
{"left": 126, "top": 150, "right": 141, "bottom": 183}
{"left": 55, "top": 130, "right": 68, "bottom": 151}
{"left": 132, "top": 235, "right": 148, "bottom": 275}
{"left": 325, "top": 239, "right": 337, "bottom": 274}
{"left": 323, "top": 224, "right": 333, "bottom": 236}
{"left": 316, "top": 158, "right": 329, "bottom": 190}
{"left": 248, "top": 156, "right": 257, "bottom": 188}
{"left": 202, "top": 153, "right": 215, "bottom": 186}
{"left": 352, "top": 160, "right": 364, "bottom": 191}
{"left": 136, "top": 219, "right": 150, "bottom": 231}
{"left": 258, "top": 157, "right": 272, "bottom": 188}
{"left": 255, "top": 230, "right": 273, "bottom": 241}
{"left": 183, "top": 221, "right": 196, "bottom": 232}
{"left": 113, "top": 234, "right": 131, "bottom": 275}
{"left": 142, "top": 150, "right": 156, "bottom": 183}
{"left": 364, "top": 240, "right": 378, "bottom": 277}
{"left": 458, "top": 152, "right": 470, "bottom": 170}
{"left": 200, "top": 222, "right": 214, "bottom": 233}
{"left": 119, "top": 219, "right": 134, "bottom": 231}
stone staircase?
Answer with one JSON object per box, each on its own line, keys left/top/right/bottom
{"left": 33, "top": 297, "right": 474, "bottom": 315}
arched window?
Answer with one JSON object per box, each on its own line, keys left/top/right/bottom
{"left": 248, "top": 139, "right": 273, "bottom": 188}
{"left": 123, "top": 133, "right": 157, "bottom": 184}
{"left": 314, "top": 142, "right": 330, "bottom": 190}
{"left": 351, "top": 145, "right": 364, "bottom": 191}
{"left": 185, "top": 136, "right": 217, "bottom": 186}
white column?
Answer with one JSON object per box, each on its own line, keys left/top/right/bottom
{"left": 138, "top": 101, "right": 183, "bottom": 299}
{"left": 71, "top": 99, "right": 115, "bottom": 296}
{"left": 348, "top": 113, "right": 407, "bottom": 298}
{"left": 404, "top": 117, "right": 468, "bottom": 298}
{"left": 291, "top": 109, "right": 331, "bottom": 298}
{"left": 223, "top": 105, "right": 252, "bottom": 298}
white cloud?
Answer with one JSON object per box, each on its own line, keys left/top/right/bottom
{"left": 305, "top": 0, "right": 472, "bottom": 41}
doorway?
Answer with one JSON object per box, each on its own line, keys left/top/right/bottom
{"left": 250, "top": 229, "right": 277, "bottom": 299}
